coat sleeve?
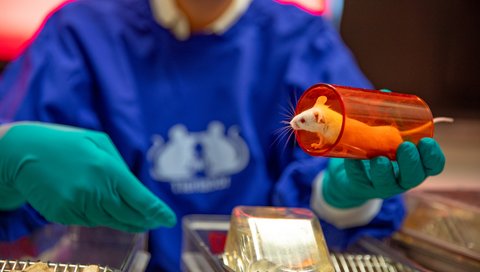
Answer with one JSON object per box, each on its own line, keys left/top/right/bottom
{"left": 0, "top": 5, "right": 97, "bottom": 241}
{"left": 272, "top": 16, "right": 405, "bottom": 250}
{"left": 0, "top": 4, "right": 98, "bottom": 127}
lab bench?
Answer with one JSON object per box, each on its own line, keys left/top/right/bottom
{"left": 1, "top": 191, "right": 479, "bottom": 272}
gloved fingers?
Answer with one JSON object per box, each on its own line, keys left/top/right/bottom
{"left": 344, "top": 159, "right": 371, "bottom": 186}
{"left": 85, "top": 131, "right": 125, "bottom": 162}
{"left": 79, "top": 191, "right": 148, "bottom": 232}
{"left": 0, "top": 186, "right": 26, "bottom": 210}
{"left": 36, "top": 203, "right": 92, "bottom": 226}
{"left": 369, "top": 156, "right": 404, "bottom": 197}
{"left": 82, "top": 143, "right": 176, "bottom": 229}
{"left": 89, "top": 200, "right": 152, "bottom": 233}
{"left": 22, "top": 182, "right": 130, "bottom": 232}
{"left": 32, "top": 192, "right": 147, "bottom": 232}
{"left": 343, "top": 158, "right": 385, "bottom": 199}
{"left": 100, "top": 191, "right": 167, "bottom": 231}
{"left": 112, "top": 163, "right": 177, "bottom": 228}
{"left": 44, "top": 204, "right": 145, "bottom": 232}
{"left": 51, "top": 211, "right": 87, "bottom": 226}
{"left": 397, "top": 141, "right": 426, "bottom": 189}
{"left": 418, "top": 138, "right": 445, "bottom": 176}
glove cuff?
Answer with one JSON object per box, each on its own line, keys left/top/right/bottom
{"left": 311, "top": 172, "right": 383, "bottom": 228}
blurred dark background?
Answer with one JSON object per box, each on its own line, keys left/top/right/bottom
{"left": 1, "top": 0, "right": 479, "bottom": 118}
{"left": 340, "top": 0, "right": 480, "bottom": 119}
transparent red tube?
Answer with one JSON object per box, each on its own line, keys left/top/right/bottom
{"left": 291, "top": 84, "right": 434, "bottom": 160}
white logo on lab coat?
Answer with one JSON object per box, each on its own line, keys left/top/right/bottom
{"left": 147, "top": 121, "right": 250, "bottom": 194}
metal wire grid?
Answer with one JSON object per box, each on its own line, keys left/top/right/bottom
{"left": 330, "top": 253, "right": 419, "bottom": 272}
{"left": 218, "top": 254, "right": 419, "bottom": 272}
{"left": 2, "top": 254, "right": 417, "bottom": 272}
{"left": 0, "top": 260, "right": 115, "bottom": 272}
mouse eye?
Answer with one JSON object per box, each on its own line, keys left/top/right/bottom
{"left": 300, "top": 118, "right": 306, "bottom": 123}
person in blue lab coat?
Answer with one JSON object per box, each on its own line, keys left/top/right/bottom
{"left": 0, "top": 0, "right": 445, "bottom": 271}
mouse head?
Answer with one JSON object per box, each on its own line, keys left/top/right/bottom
{"left": 290, "top": 96, "right": 328, "bottom": 132}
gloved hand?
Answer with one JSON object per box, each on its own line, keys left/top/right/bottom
{"left": 0, "top": 122, "right": 176, "bottom": 232}
{"left": 323, "top": 138, "right": 445, "bottom": 208}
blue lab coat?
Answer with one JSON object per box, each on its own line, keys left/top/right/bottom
{"left": 0, "top": 0, "right": 404, "bottom": 270}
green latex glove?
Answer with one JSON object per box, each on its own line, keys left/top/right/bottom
{"left": 0, "top": 122, "right": 176, "bottom": 232}
{"left": 323, "top": 138, "right": 445, "bottom": 208}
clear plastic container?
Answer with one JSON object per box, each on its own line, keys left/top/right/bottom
{"left": 181, "top": 214, "right": 230, "bottom": 272}
{"left": 0, "top": 225, "right": 148, "bottom": 272}
{"left": 222, "top": 206, "right": 334, "bottom": 272}
{"left": 291, "top": 84, "right": 433, "bottom": 160}
{"left": 389, "top": 192, "right": 480, "bottom": 272}
{"left": 181, "top": 212, "right": 423, "bottom": 272}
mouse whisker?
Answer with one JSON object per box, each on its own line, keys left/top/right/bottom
{"left": 270, "top": 122, "right": 296, "bottom": 152}
{"left": 278, "top": 104, "right": 296, "bottom": 121}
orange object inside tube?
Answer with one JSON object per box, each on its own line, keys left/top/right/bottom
{"left": 292, "top": 84, "right": 434, "bottom": 160}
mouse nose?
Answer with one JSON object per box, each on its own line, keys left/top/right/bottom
{"left": 290, "top": 119, "right": 299, "bottom": 129}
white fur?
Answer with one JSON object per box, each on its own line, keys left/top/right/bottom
{"left": 290, "top": 108, "right": 326, "bottom": 133}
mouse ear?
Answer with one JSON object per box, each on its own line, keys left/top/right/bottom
{"left": 315, "top": 96, "right": 327, "bottom": 106}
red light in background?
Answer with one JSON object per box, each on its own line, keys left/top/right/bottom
{"left": 0, "top": 0, "right": 334, "bottom": 62}
{"left": 0, "top": 0, "right": 70, "bottom": 61}
{"left": 275, "top": 0, "right": 327, "bottom": 16}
